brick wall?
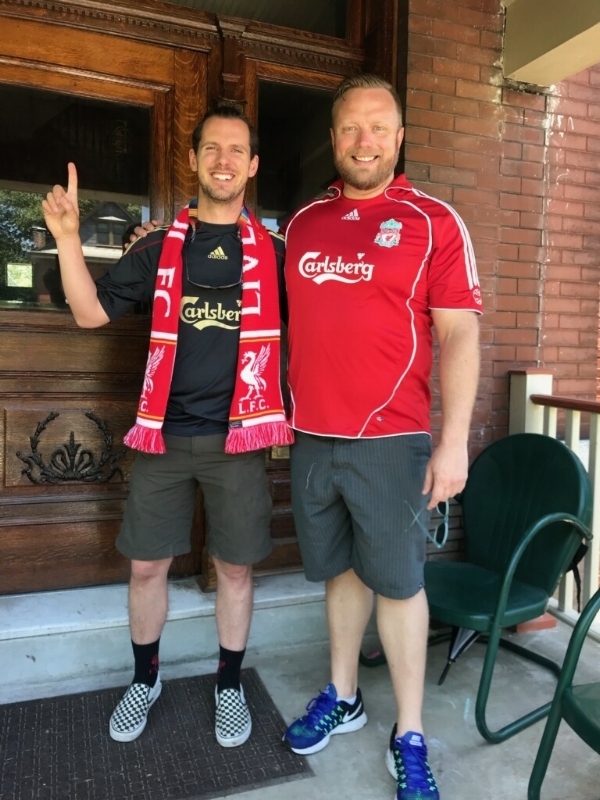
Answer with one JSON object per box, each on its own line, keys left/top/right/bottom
{"left": 403, "top": 0, "right": 600, "bottom": 452}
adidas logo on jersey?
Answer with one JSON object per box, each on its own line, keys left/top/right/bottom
{"left": 208, "top": 246, "right": 228, "bottom": 259}
{"left": 342, "top": 209, "right": 360, "bottom": 220}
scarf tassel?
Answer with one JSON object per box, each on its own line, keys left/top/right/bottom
{"left": 225, "top": 421, "right": 294, "bottom": 455}
{"left": 124, "top": 423, "right": 168, "bottom": 455}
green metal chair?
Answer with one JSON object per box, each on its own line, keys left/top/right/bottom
{"left": 528, "top": 587, "right": 600, "bottom": 799}
{"left": 425, "top": 433, "right": 593, "bottom": 744}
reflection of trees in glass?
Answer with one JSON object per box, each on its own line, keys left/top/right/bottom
{"left": 0, "top": 190, "right": 141, "bottom": 291}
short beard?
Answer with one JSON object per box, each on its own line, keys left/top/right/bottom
{"left": 334, "top": 150, "right": 399, "bottom": 192}
{"left": 198, "top": 177, "right": 245, "bottom": 205}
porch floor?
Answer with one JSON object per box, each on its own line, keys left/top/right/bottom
{"left": 2, "top": 579, "right": 599, "bottom": 799}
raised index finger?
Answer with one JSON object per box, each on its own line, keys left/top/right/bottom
{"left": 66, "top": 162, "right": 78, "bottom": 201}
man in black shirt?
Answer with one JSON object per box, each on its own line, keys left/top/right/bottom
{"left": 42, "top": 105, "right": 287, "bottom": 748}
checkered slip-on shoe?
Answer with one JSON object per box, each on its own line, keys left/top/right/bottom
{"left": 214, "top": 685, "right": 252, "bottom": 748}
{"left": 109, "top": 675, "right": 162, "bottom": 742}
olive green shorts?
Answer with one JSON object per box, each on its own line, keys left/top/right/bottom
{"left": 117, "top": 433, "right": 273, "bottom": 565}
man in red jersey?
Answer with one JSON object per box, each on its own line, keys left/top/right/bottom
{"left": 282, "top": 74, "right": 481, "bottom": 800}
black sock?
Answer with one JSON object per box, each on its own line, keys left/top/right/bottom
{"left": 217, "top": 645, "right": 246, "bottom": 692}
{"left": 132, "top": 638, "right": 160, "bottom": 687}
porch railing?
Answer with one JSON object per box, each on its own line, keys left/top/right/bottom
{"left": 509, "top": 370, "right": 600, "bottom": 639}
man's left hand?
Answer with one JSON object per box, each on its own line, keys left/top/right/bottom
{"left": 422, "top": 440, "right": 469, "bottom": 509}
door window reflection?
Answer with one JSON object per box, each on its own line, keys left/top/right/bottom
{"left": 0, "top": 84, "right": 149, "bottom": 310}
{"left": 257, "top": 81, "right": 335, "bottom": 232}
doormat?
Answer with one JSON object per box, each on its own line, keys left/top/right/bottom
{"left": 0, "top": 668, "right": 312, "bottom": 800}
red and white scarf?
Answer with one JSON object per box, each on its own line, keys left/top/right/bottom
{"left": 124, "top": 204, "right": 293, "bottom": 455}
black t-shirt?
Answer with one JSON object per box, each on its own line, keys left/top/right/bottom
{"left": 96, "top": 220, "right": 286, "bottom": 436}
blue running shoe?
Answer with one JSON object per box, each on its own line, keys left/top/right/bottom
{"left": 385, "top": 724, "right": 439, "bottom": 799}
{"left": 283, "top": 683, "right": 367, "bottom": 754}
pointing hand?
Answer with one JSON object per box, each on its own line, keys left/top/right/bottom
{"left": 41, "top": 162, "right": 80, "bottom": 240}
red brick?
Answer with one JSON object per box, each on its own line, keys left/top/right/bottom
{"left": 588, "top": 137, "right": 600, "bottom": 152}
{"left": 484, "top": 311, "right": 516, "bottom": 327}
{"left": 480, "top": 29, "right": 502, "bottom": 51}
{"left": 477, "top": 207, "right": 518, "bottom": 226}
{"left": 583, "top": 234, "right": 600, "bottom": 248}
{"left": 486, "top": 344, "right": 517, "bottom": 360}
{"left": 563, "top": 251, "right": 599, "bottom": 266}
{"left": 559, "top": 347, "right": 599, "bottom": 361}
{"left": 502, "top": 89, "right": 547, "bottom": 111}
{"left": 548, "top": 232, "right": 585, "bottom": 248}
{"left": 494, "top": 328, "right": 538, "bottom": 345}
{"left": 545, "top": 298, "right": 581, "bottom": 314}
{"left": 584, "top": 203, "right": 600, "bottom": 219}
{"left": 565, "top": 150, "right": 600, "bottom": 169}
{"left": 431, "top": 18, "right": 481, "bottom": 45}
{"left": 551, "top": 98, "right": 589, "bottom": 117}
{"left": 498, "top": 261, "right": 540, "bottom": 279}
{"left": 521, "top": 178, "right": 546, "bottom": 197}
{"left": 404, "top": 128, "right": 431, "bottom": 145}
{"left": 432, "top": 94, "right": 480, "bottom": 117}
{"left": 496, "top": 294, "right": 539, "bottom": 312}
{"left": 559, "top": 315, "right": 598, "bottom": 331}
{"left": 497, "top": 243, "right": 520, "bottom": 260}
{"left": 500, "top": 194, "right": 542, "bottom": 212}
{"left": 568, "top": 83, "right": 600, "bottom": 103}
{"left": 522, "top": 144, "right": 546, "bottom": 163}
{"left": 455, "top": 116, "right": 501, "bottom": 138}
{"left": 461, "top": 222, "right": 499, "bottom": 241}
{"left": 542, "top": 329, "right": 579, "bottom": 345}
{"left": 500, "top": 228, "right": 542, "bottom": 246}
{"left": 477, "top": 172, "right": 521, "bottom": 192}
{"left": 563, "top": 216, "right": 600, "bottom": 235}
{"left": 405, "top": 145, "right": 454, "bottom": 166}
{"left": 408, "top": 53, "right": 434, "bottom": 73}
{"left": 584, "top": 170, "right": 600, "bottom": 185}
{"left": 517, "top": 278, "right": 541, "bottom": 294}
{"left": 523, "top": 109, "right": 548, "bottom": 128}
{"left": 407, "top": 108, "right": 455, "bottom": 131}
{"left": 409, "top": 15, "right": 433, "bottom": 34}
{"left": 407, "top": 90, "right": 433, "bottom": 110}
{"left": 546, "top": 265, "right": 582, "bottom": 280}
{"left": 547, "top": 199, "right": 585, "bottom": 217}
{"left": 432, "top": 57, "right": 480, "bottom": 81}
{"left": 520, "top": 212, "right": 544, "bottom": 229}
{"left": 429, "top": 165, "right": 478, "bottom": 186}
{"left": 453, "top": 187, "right": 499, "bottom": 206}
{"left": 500, "top": 159, "right": 543, "bottom": 179}
{"left": 517, "top": 311, "right": 540, "bottom": 329}
{"left": 560, "top": 281, "right": 598, "bottom": 297}
{"left": 550, "top": 132, "right": 589, "bottom": 151}
{"left": 405, "top": 164, "right": 429, "bottom": 182}
{"left": 503, "top": 123, "right": 545, "bottom": 145}
{"left": 546, "top": 215, "right": 563, "bottom": 233}
{"left": 496, "top": 277, "right": 517, "bottom": 294}
{"left": 456, "top": 43, "right": 499, "bottom": 66}
{"left": 565, "top": 183, "right": 600, "bottom": 202}
{"left": 516, "top": 346, "right": 540, "bottom": 361}
{"left": 454, "top": 151, "right": 500, "bottom": 173}
{"left": 407, "top": 72, "right": 456, "bottom": 96}
{"left": 587, "top": 103, "right": 600, "bottom": 120}
{"left": 411, "top": 33, "right": 458, "bottom": 60}
{"left": 455, "top": 81, "right": 500, "bottom": 107}
{"left": 517, "top": 245, "right": 544, "bottom": 262}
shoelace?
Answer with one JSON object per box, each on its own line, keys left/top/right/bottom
{"left": 394, "top": 740, "right": 433, "bottom": 790}
{"left": 302, "top": 690, "right": 337, "bottom": 730}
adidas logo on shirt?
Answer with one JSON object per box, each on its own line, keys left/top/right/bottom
{"left": 208, "top": 246, "right": 228, "bottom": 259}
{"left": 342, "top": 209, "right": 360, "bottom": 220}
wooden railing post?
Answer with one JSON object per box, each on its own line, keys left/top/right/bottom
{"left": 508, "top": 370, "right": 554, "bottom": 434}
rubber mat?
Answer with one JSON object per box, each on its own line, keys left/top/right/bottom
{"left": 0, "top": 667, "right": 312, "bottom": 800}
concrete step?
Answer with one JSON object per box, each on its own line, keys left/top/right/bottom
{"left": 0, "top": 572, "right": 333, "bottom": 704}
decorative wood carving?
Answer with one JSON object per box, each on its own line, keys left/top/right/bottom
{"left": 16, "top": 411, "right": 125, "bottom": 485}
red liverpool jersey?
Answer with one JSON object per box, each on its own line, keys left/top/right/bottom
{"left": 284, "top": 174, "right": 482, "bottom": 438}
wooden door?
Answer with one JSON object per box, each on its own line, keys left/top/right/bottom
{"left": 0, "top": 0, "right": 400, "bottom": 594}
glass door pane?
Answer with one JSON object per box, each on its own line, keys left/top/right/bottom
{"left": 0, "top": 84, "right": 150, "bottom": 310}
{"left": 256, "top": 81, "right": 335, "bottom": 232}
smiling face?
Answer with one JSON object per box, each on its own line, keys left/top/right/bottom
{"left": 189, "top": 116, "right": 259, "bottom": 209}
{"left": 331, "top": 87, "right": 404, "bottom": 199}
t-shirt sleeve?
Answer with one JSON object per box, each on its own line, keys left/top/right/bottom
{"left": 96, "top": 232, "right": 163, "bottom": 321}
{"left": 428, "top": 208, "right": 482, "bottom": 313}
